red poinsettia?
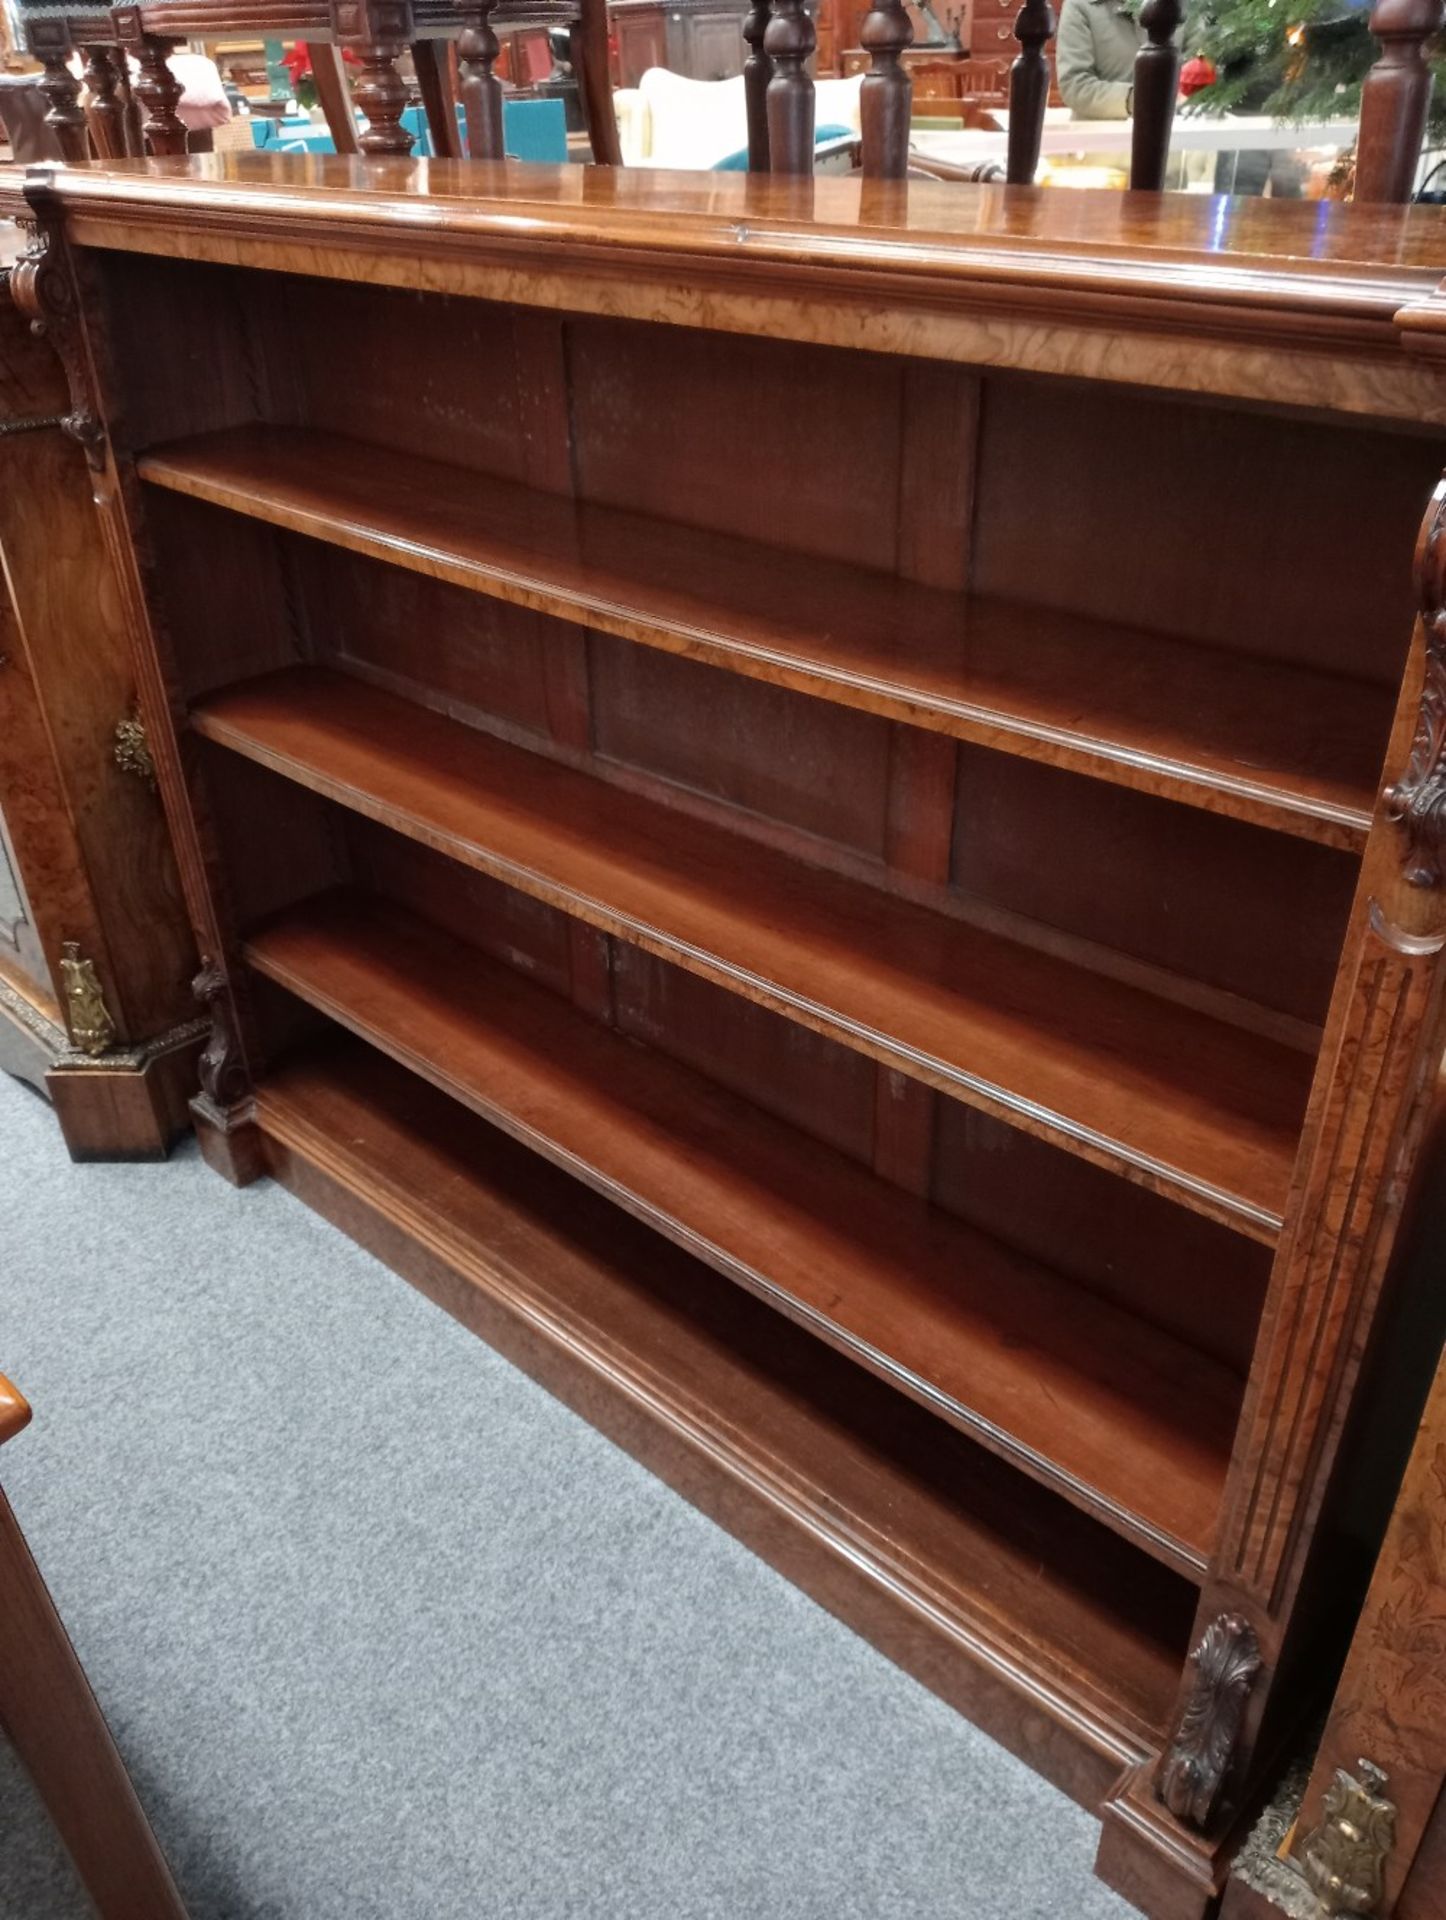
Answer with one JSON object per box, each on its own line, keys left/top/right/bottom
{"left": 281, "top": 42, "right": 359, "bottom": 108}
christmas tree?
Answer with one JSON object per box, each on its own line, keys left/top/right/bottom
{"left": 1186, "top": 0, "right": 1445, "bottom": 134}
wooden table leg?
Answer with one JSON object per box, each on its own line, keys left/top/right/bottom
{"left": 80, "top": 45, "right": 126, "bottom": 158}
{"left": 413, "top": 40, "right": 463, "bottom": 157}
{"left": 0, "top": 1486, "right": 187, "bottom": 1919}
{"left": 307, "top": 42, "right": 361, "bottom": 155}
{"left": 28, "top": 20, "right": 90, "bottom": 162}
{"left": 572, "top": 0, "right": 621, "bottom": 164}
{"left": 336, "top": 0, "right": 416, "bottom": 155}
{"left": 133, "top": 35, "right": 188, "bottom": 156}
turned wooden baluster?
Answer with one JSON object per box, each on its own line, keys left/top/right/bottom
{"left": 860, "top": 0, "right": 914, "bottom": 177}
{"left": 335, "top": 0, "right": 415, "bottom": 155}
{"left": 766, "top": 0, "right": 816, "bottom": 173}
{"left": 134, "top": 35, "right": 188, "bottom": 154}
{"left": 458, "top": 0, "right": 504, "bottom": 159}
{"left": 114, "top": 50, "right": 146, "bottom": 155}
{"left": 743, "top": 0, "right": 774, "bottom": 170}
{"left": 29, "top": 23, "right": 89, "bottom": 162}
{"left": 571, "top": 0, "right": 623, "bottom": 165}
{"left": 80, "top": 44, "right": 126, "bottom": 158}
{"left": 1006, "top": 0, "right": 1056, "bottom": 183}
{"left": 1129, "top": 0, "right": 1183, "bottom": 189}
{"left": 1355, "top": 0, "right": 1445, "bottom": 201}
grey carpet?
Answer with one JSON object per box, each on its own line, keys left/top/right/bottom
{"left": 0, "top": 1064, "right": 1137, "bottom": 1920}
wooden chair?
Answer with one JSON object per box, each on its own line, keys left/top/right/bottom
{"left": 0, "top": 1373, "right": 188, "bottom": 1919}
{"left": 104, "top": 0, "right": 620, "bottom": 162}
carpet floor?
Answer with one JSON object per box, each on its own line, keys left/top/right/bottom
{"left": 0, "top": 1064, "right": 1137, "bottom": 1920}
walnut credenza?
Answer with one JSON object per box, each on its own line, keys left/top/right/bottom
{"left": 8, "top": 156, "right": 1446, "bottom": 1916}
{"left": 0, "top": 228, "right": 199, "bottom": 1157}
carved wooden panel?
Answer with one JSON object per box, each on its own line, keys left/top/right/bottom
{"left": 1290, "top": 1331, "right": 1446, "bottom": 1914}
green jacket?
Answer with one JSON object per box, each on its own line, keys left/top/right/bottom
{"left": 1056, "top": 0, "right": 1144, "bottom": 119}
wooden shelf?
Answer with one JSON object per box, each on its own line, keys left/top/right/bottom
{"left": 256, "top": 1037, "right": 1198, "bottom": 1774}
{"left": 197, "top": 664, "right": 1314, "bottom": 1240}
{"left": 139, "top": 425, "right": 1390, "bottom": 851}
{"left": 246, "top": 888, "right": 1244, "bottom": 1574}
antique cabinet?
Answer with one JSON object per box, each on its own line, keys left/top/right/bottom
{"left": 0, "top": 232, "right": 198, "bottom": 1157}
{"left": 610, "top": 0, "right": 761, "bottom": 83}
{"left": 7, "top": 156, "right": 1446, "bottom": 1917}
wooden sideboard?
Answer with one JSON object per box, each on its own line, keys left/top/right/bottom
{"left": 8, "top": 155, "right": 1446, "bottom": 1917}
{"left": 610, "top": 0, "right": 750, "bottom": 83}
{"left": 0, "top": 236, "right": 199, "bottom": 1156}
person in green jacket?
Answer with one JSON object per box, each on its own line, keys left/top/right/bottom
{"left": 1056, "top": 0, "right": 1144, "bottom": 118}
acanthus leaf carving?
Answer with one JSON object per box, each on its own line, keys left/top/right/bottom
{"left": 192, "top": 958, "right": 250, "bottom": 1111}
{"left": 8, "top": 200, "right": 108, "bottom": 476}
{"left": 1155, "top": 1613, "right": 1262, "bottom": 1831}
{"left": 1385, "top": 475, "right": 1446, "bottom": 888}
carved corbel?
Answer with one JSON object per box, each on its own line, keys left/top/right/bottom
{"left": 1384, "top": 475, "right": 1446, "bottom": 889}
{"left": 192, "top": 958, "right": 250, "bottom": 1116}
{"left": 1155, "top": 1613, "right": 1262, "bottom": 1831}
{"left": 8, "top": 190, "right": 108, "bottom": 475}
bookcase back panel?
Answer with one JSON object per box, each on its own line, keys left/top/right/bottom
{"left": 349, "top": 822, "right": 576, "bottom": 997}
{"left": 145, "top": 492, "right": 309, "bottom": 703}
{"left": 565, "top": 316, "right": 940, "bottom": 572}
{"left": 930, "top": 1099, "right": 1271, "bottom": 1376}
{"left": 973, "top": 379, "right": 1438, "bottom": 681}
{"left": 298, "top": 539, "right": 562, "bottom": 740}
{"left": 588, "top": 633, "right": 895, "bottom": 859}
{"left": 255, "top": 274, "right": 541, "bottom": 484}
{"left": 951, "top": 748, "right": 1357, "bottom": 1029}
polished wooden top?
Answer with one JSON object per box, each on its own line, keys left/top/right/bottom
{"left": 7, "top": 155, "right": 1446, "bottom": 418}
{"left": 9, "top": 152, "right": 1446, "bottom": 274}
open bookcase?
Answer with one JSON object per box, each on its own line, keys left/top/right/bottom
{"left": 12, "top": 156, "right": 1446, "bottom": 1919}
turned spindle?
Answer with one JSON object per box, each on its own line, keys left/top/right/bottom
{"left": 1006, "top": 0, "right": 1056, "bottom": 183}
{"left": 765, "top": 0, "right": 816, "bottom": 174}
{"left": 859, "top": 0, "right": 914, "bottom": 178}
{"left": 30, "top": 24, "right": 89, "bottom": 162}
{"left": 339, "top": 0, "right": 415, "bottom": 155}
{"left": 571, "top": 0, "right": 622, "bottom": 165}
{"left": 1129, "top": 0, "right": 1183, "bottom": 190}
{"left": 743, "top": 0, "right": 774, "bottom": 170}
{"left": 459, "top": 0, "right": 504, "bottom": 158}
{"left": 1355, "top": 0, "right": 1445, "bottom": 201}
{"left": 80, "top": 45, "right": 125, "bottom": 158}
{"left": 114, "top": 52, "right": 145, "bottom": 155}
{"left": 134, "top": 36, "right": 187, "bottom": 155}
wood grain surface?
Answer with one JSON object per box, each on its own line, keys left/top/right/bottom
{"left": 140, "top": 425, "right": 1393, "bottom": 848}
{"left": 194, "top": 665, "right": 1315, "bottom": 1239}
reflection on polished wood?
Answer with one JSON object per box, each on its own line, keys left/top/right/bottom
{"left": 11, "top": 155, "right": 1446, "bottom": 427}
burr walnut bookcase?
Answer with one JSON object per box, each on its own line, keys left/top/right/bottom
{"left": 7, "top": 153, "right": 1446, "bottom": 1917}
